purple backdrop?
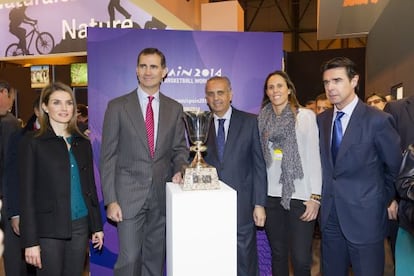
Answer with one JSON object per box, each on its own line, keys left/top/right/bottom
{"left": 87, "top": 27, "right": 283, "bottom": 275}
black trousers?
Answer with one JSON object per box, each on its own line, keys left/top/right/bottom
{"left": 1, "top": 208, "right": 36, "bottom": 276}
{"left": 37, "top": 216, "right": 89, "bottom": 276}
{"left": 265, "top": 197, "right": 315, "bottom": 276}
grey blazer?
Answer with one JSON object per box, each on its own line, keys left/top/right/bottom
{"left": 100, "top": 89, "right": 188, "bottom": 218}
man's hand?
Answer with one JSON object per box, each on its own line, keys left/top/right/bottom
{"left": 106, "top": 202, "right": 123, "bottom": 223}
{"left": 253, "top": 206, "right": 266, "bottom": 227}
{"left": 172, "top": 171, "right": 183, "bottom": 184}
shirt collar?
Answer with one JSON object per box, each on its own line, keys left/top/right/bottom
{"left": 333, "top": 94, "right": 359, "bottom": 117}
{"left": 213, "top": 106, "right": 232, "bottom": 121}
{"left": 137, "top": 86, "right": 159, "bottom": 102}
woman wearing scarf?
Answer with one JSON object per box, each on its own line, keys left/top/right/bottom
{"left": 258, "top": 71, "right": 322, "bottom": 276}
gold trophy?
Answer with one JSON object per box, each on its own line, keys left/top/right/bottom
{"left": 182, "top": 110, "right": 220, "bottom": 190}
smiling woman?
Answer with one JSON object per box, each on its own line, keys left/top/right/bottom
{"left": 18, "top": 82, "right": 104, "bottom": 276}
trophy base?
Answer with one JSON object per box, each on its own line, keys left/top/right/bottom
{"left": 182, "top": 167, "right": 220, "bottom": 190}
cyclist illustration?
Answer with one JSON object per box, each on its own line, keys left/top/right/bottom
{"left": 9, "top": 5, "right": 37, "bottom": 55}
{"left": 6, "top": 5, "right": 55, "bottom": 56}
{"left": 108, "top": 0, "right": 131, "bottom": 25}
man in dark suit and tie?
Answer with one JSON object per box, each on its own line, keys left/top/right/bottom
{"left": 203, "top": 76, "right": 267, "bottom": 276}
{"left": 317, "top": 57, "right": 402, "bottom": 276}
{"left": 1, "top": 82, "right": 32, "bottom": 276}
{"left": 100, "top": 48, "right": 188, "bottom": 276}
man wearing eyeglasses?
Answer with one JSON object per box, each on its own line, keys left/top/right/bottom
{"left": 366, "top": 93, "right": 387, "bottom": 110}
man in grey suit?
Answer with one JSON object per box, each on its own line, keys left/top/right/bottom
{"left": 100, "top": 48, "right": 188, "bottom": 276}
{"left": 203, "top": 76, "right": 267, "bottom": 276}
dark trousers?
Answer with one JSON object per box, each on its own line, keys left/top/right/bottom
{"left": 321, "top": 203, "right": 384, "bottom": 276}
{"left": 114, "top": 187, "right": 166, "bottom": 276}
{"left": 237, "top": 222, "right": 259, "bottom": 276}
{"left": 1, "top": 209, "right": 35, "bottom": 276}
{"left": 265, "top": 197, "right": 315, "bottom": 276}
{"left": 37, "top": 216, "right": 89, "bottom": 276}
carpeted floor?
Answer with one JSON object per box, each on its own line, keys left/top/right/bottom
{"left": 0, "top": 237, "right": 394, "bottom": 276}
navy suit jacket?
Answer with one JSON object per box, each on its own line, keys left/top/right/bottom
{"left": 204, "top": 108, "right": 267, "bottom": 227}
{"left": 317, "top": 100, "right": 401, "bottom": 244}
{"left": 384, "top": 95, "right": 414, "bottom": 151}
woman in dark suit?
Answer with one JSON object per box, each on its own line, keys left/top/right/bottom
{"left": 19, "top": 82, "right": 103, "bottom": 276}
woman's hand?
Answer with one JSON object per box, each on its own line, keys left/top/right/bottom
{"left": 25, "top": 245, "right": 42, "bottom": 268}
{"left": 300, "top": 200, "right": 320, "bottom": 222}
{"left": 92, "top": 231, "right": 104, "bottom": 250}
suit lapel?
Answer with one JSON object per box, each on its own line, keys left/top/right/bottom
{"left": 207, "top": 118, "right": 220, "bottom": 165}
{"left": 335, "top": 100, "right": 364, "bottom": 163}
{"left": 223, "top": 109, "right": 242, "bottom": 162}
{"left": 156, "top": 93, "right": 169, "bottom": 157}
{"left": 321, "top": 109, "right": 335, "bottom": 166}
{"left": 124, "top": 90, "right": 151, "bottom": 156}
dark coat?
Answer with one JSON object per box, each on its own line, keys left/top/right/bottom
{"left": 396, "top": 145, "right": 414, "bottom": 235}
{"left": 317, "top": 100, "right": 402, "bottom": 244}
{"left": 384, "top": 95, "right": 414, "bottom": 152}
{"left": 5, "top": 114, "right": 37, "bottom": 218}
{"left": 18, "top": 127, "right": 103, "bottom": 248}
{"left": 204, "top": 108, "right": 267, "bottom": 227}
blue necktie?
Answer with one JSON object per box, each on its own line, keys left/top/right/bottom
{"left": 216, "top": 119, "right": 226, "bottom": 162}
{"left": 331, "top": 111, "right": 345, "bottom": 164}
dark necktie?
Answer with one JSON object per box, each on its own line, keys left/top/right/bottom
{"left": 216, "top": 118, "right": 226, "bottom": 162}
{"left": 145, "top": 96, "right": 155, "bottom": 158}
{"left": 331, "top": 111, "right": 345, "bottom": 164}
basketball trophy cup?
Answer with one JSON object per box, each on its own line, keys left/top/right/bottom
{"left": 182, "top": 110, "right": 220, "bottom": 190}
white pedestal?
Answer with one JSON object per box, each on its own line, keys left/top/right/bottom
{"left": 166, "top": 181, "right": 237, "bottom": 276}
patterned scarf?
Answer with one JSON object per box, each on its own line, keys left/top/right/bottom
{"left": 258, "top": 103, "right": 304, "bottom": 210}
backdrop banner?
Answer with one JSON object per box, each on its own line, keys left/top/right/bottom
{"left": 0, "top": 0, "right": 167, "bottom": 57}
{"left": 88, "top": 27, "right": 283, "bottom": 276}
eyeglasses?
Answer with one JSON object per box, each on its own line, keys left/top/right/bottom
{"left": 367, "top": 99, "right": 384, "bottom": 105}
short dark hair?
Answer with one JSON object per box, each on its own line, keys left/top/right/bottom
{"left": 365, "top": 92, "right": 386, "bottom": 103}
{"left": 315, "top": 93, "right": 328, "bottom": 102}
{"left": 77, "top": 103, "right": 88, "bottom": 117}
{"left": 0, "top": 80, "right": 11, "bottom": 94}
{"left": 321, "top": 57, "right": 359, "bottom": 92}
{"left": 137, "top": 47, "right": 166, "bottom": 68}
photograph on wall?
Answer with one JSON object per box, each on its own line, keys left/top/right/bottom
{"left": 30, "top": 65, "right": 49, "bottom": 88}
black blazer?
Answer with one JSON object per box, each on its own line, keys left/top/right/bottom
{"left": 5, "top": 114, "right": 37, "bottom": 218}
{"left": 396, "top": 145, "right": 414, "bottom": 235}
{"left": 18, "top": 128, "right": 103, "bottom": 248}
{"left": 384, "top": 95, "right": 414, "bottom": 151}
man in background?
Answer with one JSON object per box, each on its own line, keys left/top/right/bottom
{"left": 76, "top": 103, "right": 89, "bottom": 135}
{"left": 304, "top": 99, "right": 316, "bottom": 113}
{"left": 1, "top": 81, "right": 32, "bottom": 275}
{"left": 366, "top": 93, "right": 387, "bottom": 111}
{"left": 315, "top": 93, "right": 333, "bottom": 115}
